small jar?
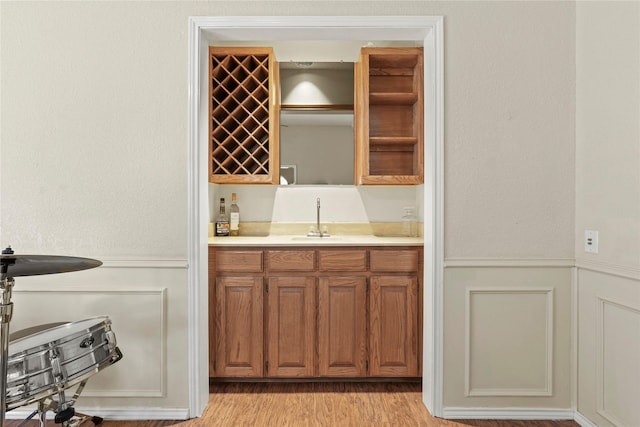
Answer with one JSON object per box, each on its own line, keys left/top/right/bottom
{"left": 401, "top": 207, "right": 418, "bottom": 237}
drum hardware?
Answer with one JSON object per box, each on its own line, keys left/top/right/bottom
{"left": 1, "top": 246, "right": 113, "bottom": 427}
{"left": 16, "top": 379, "right": 105, "bottom": 427}
{"left": 6, "top": 317, "right": 123, "bottom": 427}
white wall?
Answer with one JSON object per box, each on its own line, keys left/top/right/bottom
{"left": 575, "top": 3, "right": 640, "bottom": 426}
{"left": 1, "top": 0, "right": 578, "bottom": 420}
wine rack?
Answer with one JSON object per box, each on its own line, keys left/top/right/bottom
{"left": 355, "top": 47, "right": 424, "bottom": 185}
{"left": 209, "top": 47, "right": 279, "bottom": 184}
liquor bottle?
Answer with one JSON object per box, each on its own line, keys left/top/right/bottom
{"left": 229, "top": 193, "right": 240, "bottom": 236}
{"left": 215, "top": 198, "right": 230, "bottom": 236}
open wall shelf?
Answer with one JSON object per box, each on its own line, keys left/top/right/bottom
{"left": 356, "top": 47, "right": 424, "bottom": 185}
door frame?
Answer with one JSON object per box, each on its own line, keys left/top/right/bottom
{"left": 187, "top": 15, "right": 444, "bottom": 417}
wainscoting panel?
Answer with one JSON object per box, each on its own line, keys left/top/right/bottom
{"left": 578, "top": 268, "right": 640, "bottom": 427}
{"left": 465, "top": 288, "right": 553, "bottom": 396}
{"left": 444, "top": 264, "right": 572, "bottom": 410}
{"left": 4, "top": 259, "right": 190, "bottom": 416}
{"left": 597, "top": 298, "right": 640, "bottom": 426}
{"left": 11, "top": 289, "right": 167, "bottom": 397}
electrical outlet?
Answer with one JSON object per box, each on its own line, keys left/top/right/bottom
{"left": 585, "top": 230, "right": 599, "bottom": 254}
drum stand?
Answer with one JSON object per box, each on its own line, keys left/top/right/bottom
{"left": 1, "top": 248, "right": 16, "bottom": 427}
{"left": 0, "top": 247, "right": 106, "bottom": 427}
{"left": 16, "top": 379, "right": 103, "bottom": 427}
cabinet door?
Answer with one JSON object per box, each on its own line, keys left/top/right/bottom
{"left": 318, "top": 276, "right": 367, "bottom": 377}
{"left": 369, "top": 275, "right": 418, "bottom": 377}
{"left": 266, "top": 276, "right": 316, "bottom": 377}
{"left": 209, "top": 47, "right": 280, "bottom": 184}
{"left": 213, "top": 276, "right": 263, "bottom": 377}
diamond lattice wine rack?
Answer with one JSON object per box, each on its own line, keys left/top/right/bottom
{"left": 209, "top": 47, "right": 279, "bottom": 184}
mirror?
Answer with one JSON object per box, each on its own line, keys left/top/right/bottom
{"left": 279, "top": 62, "right": 354, "bottom": 185}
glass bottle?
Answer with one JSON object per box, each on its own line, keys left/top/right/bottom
{"left": 402, "top": 206, "right": 417, "bottom": 237}
{"left": 229, "top": 193, "right": 240, "bottom": 236}
{"left": 215, "top": 198, "right": 230, "bottom": 236}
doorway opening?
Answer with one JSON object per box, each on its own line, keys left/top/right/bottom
{"left": 187, "top": 16, "right": 444, "bottom": 418}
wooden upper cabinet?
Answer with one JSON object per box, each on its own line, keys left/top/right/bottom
{"left": 208, "top": 47, "right": 280, "bottom": 184}
{"left": 355, "top": 47, "right": 424, "bottom": 185}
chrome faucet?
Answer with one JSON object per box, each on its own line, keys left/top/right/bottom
{"left": 307, "top": 197, "right": 330, "bottom": 237}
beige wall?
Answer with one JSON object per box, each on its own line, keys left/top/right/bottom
{"left": 444, "top": 267, "right": 572, "bottom": 409}
{"left": 439, "top": 0, "right": 576, "bottom": 416}
{"left": 576, "top": 1, "right": 640, "bottom": 268}
{"left": 0, "top": 1, "right": 577, "bottom": 257}
{"left": 576, "top": 3, "right": 640, "bottom": 426}
{"left": 2, "top": 0, "right": 578, "bottom": 419}
{"left": 443, "top": 1, "right": 575, "bottom": 259}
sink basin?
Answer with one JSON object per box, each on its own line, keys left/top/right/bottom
{"left": 289, "top": 236, "right": 345, "bottom": 241}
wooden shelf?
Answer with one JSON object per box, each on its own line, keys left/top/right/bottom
{"left": 369, "top": 93, "right": 418, "bottom": 105}
{"left": 369, "top": 137, "right": 418, "bottom": 149}
{"left": 355, "top": 47, "right": 424, "bottom": 185}
{"left": 209, "top": 47, "right": 279, "bottom": 184}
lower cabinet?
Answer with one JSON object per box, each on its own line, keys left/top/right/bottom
{"left": 213, "top": 276, "right": 263, "bottom": 377}
{"left": 267, "top": 276, "right": 316, "bottom": 377}
{"left": 369, "top": 275, "right": 418, "bottom": 377}
{"left": 318, "top": 276, "right": 367, "bottom": 377}
{"left": 209, "top": 245, "right": 422, "bottom": 379}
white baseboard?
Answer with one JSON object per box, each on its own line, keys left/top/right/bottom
{"left": 442, "top": 407, "right": 575, "bottom": 420}
{"left": 574, "top": 411, "right": 598, "bottom": 427}
{"left": 6, "top": 407, "right": 190, "bottom": 421}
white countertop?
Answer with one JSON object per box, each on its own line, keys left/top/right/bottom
{"left": 208, "top": 234, "right": 423, "bottom": 247}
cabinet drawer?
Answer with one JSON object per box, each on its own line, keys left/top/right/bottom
{"left": 268, "top": 250, "right": 316, "bottom": 271}
{"left": 319, "top": 250, "right": 367, "bottom": 272}
{"left": 370, "top": 250, "right": 418, "bottom": 272}
{"left": 216, "top": 250, "right": 263, "bottom": 272}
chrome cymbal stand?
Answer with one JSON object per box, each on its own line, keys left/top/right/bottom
{"left": 0, "top": 246, "right": 16, "bottom": 427}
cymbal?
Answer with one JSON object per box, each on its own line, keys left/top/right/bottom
{"left": 1, "top": 254, "right": 102, "bottom": 278}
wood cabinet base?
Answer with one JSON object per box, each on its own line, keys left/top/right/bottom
{"left": 209, "top": 246, "right": 423, "bottom": 379}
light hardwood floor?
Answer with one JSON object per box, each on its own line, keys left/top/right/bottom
{"left": 7, "top": 383, "right": 580, "bottom": 427}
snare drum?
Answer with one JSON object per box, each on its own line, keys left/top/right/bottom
{"left": 6, "top": 316, "right": 122, "bottom": 410}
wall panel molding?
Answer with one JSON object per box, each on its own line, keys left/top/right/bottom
{"left": 99, "top": 258, "right": 189, "bottom": 269}
{"left": 576, "top": 259, "right": 640, "bottom": 281}
{"left": 446, "top": 257, "right": 640, "bottom": 282}
{"left": 596, "top": 296, "right": 640, "bottom": 427}
{"left": 445, "top": 258, "right": 574, "bottom": 268}
{"left": 12, "top": 288, "right": 167, "bottom": 398}
{"left": 465, "top": 287, "right": 554, "bottom": 397}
